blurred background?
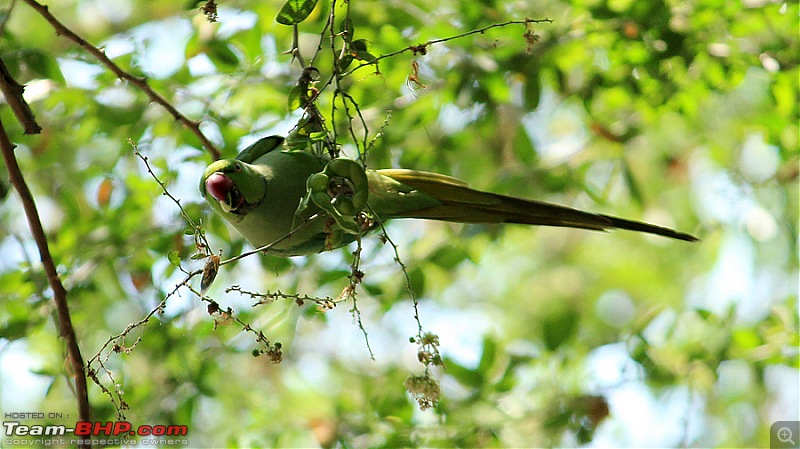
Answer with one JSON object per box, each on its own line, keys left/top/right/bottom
{"left": 0, "top": 0, "right": 797, "bottom": 447}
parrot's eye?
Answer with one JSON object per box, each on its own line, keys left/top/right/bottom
{"left": 233, "top": 163, "right": 242, "bottom": 172}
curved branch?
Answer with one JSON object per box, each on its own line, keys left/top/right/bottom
{"left": 21, "top": 0, "right": 222, "bottom": 160}
{"left": 0, "top": 119, "right": 91, "bottom": 447}
{"left": 0, "top": 57, "right": 41, "bottom": 134}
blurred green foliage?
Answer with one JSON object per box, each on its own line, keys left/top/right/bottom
{"left": 0, "top": 0, "right": 797, "bottom": 447}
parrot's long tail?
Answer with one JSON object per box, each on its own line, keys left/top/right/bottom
{"left": 379, "top": 169, "right": 698, "bottom": 242}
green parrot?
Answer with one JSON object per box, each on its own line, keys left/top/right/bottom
{"left": 200, "top": 136, "right": 697, "bottom": 256}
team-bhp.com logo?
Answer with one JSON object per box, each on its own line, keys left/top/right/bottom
{"left": 4, "top": 420, "right": 188, "bottom": 446}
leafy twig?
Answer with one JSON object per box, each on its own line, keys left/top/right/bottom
{"left": 185, "top": 284, "right": 283, "bottom": 363}
{"left": 86, "top": 270, "right": 187, "bottom": 418}
{"left": 20, "top": 0, "right": 221, "bottom": 160}
{"left": 86, "top": 360, "right": 127, "bottom": 420}
{"left": 131, "top": 142, "right": 213, "bottom": 253}
{"left": 227, "top": 285, "right": 341, "bottom": 310}
{"left": 0, "top": 118, "right": 91, "bottom": 442}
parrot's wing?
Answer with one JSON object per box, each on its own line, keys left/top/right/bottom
{"left": 377, "top": 169, "right": 470, "bottom": 189}
{"left": 377, "top": 169, "right": 591, "bottom": 224}
{"left": 235, "top": 136, "right": 285, "bottom": 163}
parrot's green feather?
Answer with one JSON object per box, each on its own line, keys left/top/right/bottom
{"left": 201, "top": 136, "right": 697, "bottom": 256}
{"left": 376, "top": 169, "right": 614, "bottom": 227}
{"left": 235, "top": 135, "right": 285, "bottom": 163}
{"left": 376, "top": 169, "right": 470, "bottom": 189}
{"left": 374, "top": 169, "right": 697, "bottom": 240}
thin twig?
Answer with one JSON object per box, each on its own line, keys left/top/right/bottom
{"left": 228, "top": 285, "right": 341, "bottom": 310}
{"left": 132, "top": 142, "right": 213, "bottom": 252}
{"left": 346, "top": 237, "right": 374, "bottom": 359}
{"left": 335, "top": 90, "right": 369, "bottom": 160}
{"left": 0, "top": 118, "right": 91, "bottom": 446}
{"left": 87, "top": 151, "right": 322, "bottom": 413}
{"left": 308, "top": 0, "right": 335, "bottom": 68}
{"left": 184, "top": 284, "right": 283, "bottom": 363}
{"left": 291, "top": 24, "right": 306, "bottom": 67}
{"left": 20, "top": 0, "right": 221, "bottom": 160}
{"left": 219, "top": 212, "right": 324, "bottom": 265}
{"left": 342, "top": 18, "right": 552, "bottom": 77}
{"left": 328, "top": 0, "right": 342, "bottom": 146}
{"left": 86, "top": 270, "right": 187, "bottom": 418}
{"left": 87, "top": 275, "right": 184, "bottom": 370}
{"left": 368, "top": 206, "right": 424, "bottom": 337}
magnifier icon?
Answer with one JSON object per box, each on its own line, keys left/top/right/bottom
{"left": 778, "top": 427, "right": 796, "bottom": 445}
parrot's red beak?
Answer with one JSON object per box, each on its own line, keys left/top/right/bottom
{"left": 205, "top": 172, "right": 234, "bottom": 203}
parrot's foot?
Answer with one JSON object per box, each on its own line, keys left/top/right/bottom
{"left": 298, "top": 158, "right": 369, "bottom": 235}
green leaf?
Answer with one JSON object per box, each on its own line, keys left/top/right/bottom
{"left": 444, "top": 358, "right": 482, "bottom": 389}
{"left": 350, "top": 39, "right": 369, "bottom": 52}
{"left": 361, "top": 282, "right": 383, "bottom": 296}
{"left": 0, "top": 319, "right": 30, "bottom": 342}
{"left": 338, "top": 17, "right": 353, "bottom": 40}
{"left": 276, "top": 0, "right": 319, "bottom": 25}
{"left": 206, "top": 39, "right": 239, "bottom": 68}
{"left": 541, "top": 307, "right": 579, "bottom": 351}
{"left": 20, "top": 49, "right": 64, "bottom": 83}
{"left": 477, "top": 337, "right": 497, "bottom": 373}
{"left": 695, "top": 309, "right": 714, "bottom": 320}
{"left": 621, "top": 158, "right": 645, "bottom": 206}
{"left": 287, "top": 84, "right": 305, "bottom": 110}
{"left": 317, "top": 269, "right": 349, "bottom": 285}
{"left": 168, "top": 250, "right": 181, "bottom": 266}
{"left": 407, "top": 267, "right": 426, "bottom": 296}
{"left": 349, "top": 39, "right": 376, "bottom": 62}
{"left": 337, "top": 54, "right": 354, "bottom": 71}
{"left": 308, "top": 131, "right": 327, "bottom": 141}
{"left": 429, "top": 245, "right": 469, "bottom": 269}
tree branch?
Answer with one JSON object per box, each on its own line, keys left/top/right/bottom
{"left": 0, "top": 118, "right": 91, "bottom": 447}
{"left": 20, "top": 0, "right": 222, "bottom": 160}
{"left": 0, "top": 56, "right": 42, "bottom": 134}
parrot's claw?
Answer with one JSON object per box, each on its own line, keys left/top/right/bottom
{"left": 299, "top": 158, "right": 369, "bottom": 235}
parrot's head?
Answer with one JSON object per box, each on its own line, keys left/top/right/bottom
{"left": 200, "top": 159, "right": 266, "bottom": 221}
